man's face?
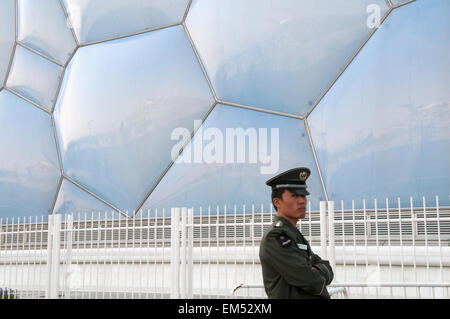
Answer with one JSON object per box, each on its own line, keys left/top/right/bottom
{"left": 273, "top": 189, "right": 308, "bottom": 223}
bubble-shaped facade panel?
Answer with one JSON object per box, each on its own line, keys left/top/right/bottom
{"left": 186, "top": 0, "right": 388, "bottom": 116}
{"left": 0, "top": 90, "right": 60, "bottom": 218}
{"left": 308, "top": 0, "right": 450, "bottom": 208}
{"left": 1, "top": 0, "right": 448, "bottom": 221}
{"left": 142, "top": 104, "right": 325, "bottom": 213}
{"left": 0, "top": 0, "right": 15, "bottom": 86}
{"left": 18, "top": 0, "right": 77, "bottom": 65}
{"left": 53, "top": 178, "right": 121, "bottom": 217}
{"left": 62, "top": 0, "right": 189, "bottom": 44}
{"left": 6, "top": 45, "right": 64, "bottom": 111}
{"left": 54, "top": 26, "right": 214, "bottom": 213}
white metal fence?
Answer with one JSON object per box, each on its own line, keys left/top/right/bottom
{"left": 1, "top": 196, "right": 449, "bottom": 299}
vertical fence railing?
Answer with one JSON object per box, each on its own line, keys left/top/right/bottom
{"left": 326, "top": 196, "right": 450, "bottom": 299}
{"left": 320, "top": 201, "right": 328, "bottom": 260}
{"left": 1, "top": 195, "right": 449, "bottom": 299}
{"left": 327, "top": 201, "right": 336, "bottom": 271}
{"left": 46, "top": 214, "right": 61, "bottom": 299}
{"left": 170, "top": 207, "right": 194, "bottom": 299}
{"left": 170, "top": 208, "right": 180, "bottom": 298}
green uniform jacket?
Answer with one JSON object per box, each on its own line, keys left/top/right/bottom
{"left": 259, "top": 215, "right": 333, "bottom": 299}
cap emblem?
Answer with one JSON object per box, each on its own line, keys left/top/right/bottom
{"left": 299, "top": 171, "right": 308, "bottom": 181}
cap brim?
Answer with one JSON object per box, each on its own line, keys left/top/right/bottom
{"left": 288, "top": 188, "right": 310, "bottom": 196}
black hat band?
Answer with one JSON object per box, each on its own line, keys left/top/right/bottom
{"left": 274, "top": 184, "right": 307, "bottom": 189}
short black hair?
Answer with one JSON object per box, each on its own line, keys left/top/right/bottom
{"left": 271, "top": 188, "right": 286, "bottom": 211}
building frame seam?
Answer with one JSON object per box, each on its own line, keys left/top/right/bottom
{"left": 2, "top": 42, "right": 17, "bottom": 88}
{"left": 78, "top": 22, "right": 181, "bottom": 47}
{"left": 132, "top": 101, "right": 219, "bottom": 217}
{"left": 182, "top": 0, "right": 193, "bottom": 24}
{"left": 392, "top": 0, "right": 416, "bottom": 9}
{"left": 304, "top": 118, "right": 329, "bottom": 203}
{"left": 16, "top": 41, "right": 65, "bottom": 68}
{"left": 50, "top": 113, "right": 64, "bottom": 175}
{"left": 63, "top": 175, "right": 127, "bottom": 218}
{"left": 303, "top": 6, "right": 393, "bottom": 119}
{"left": 218, "top": 99, "right": 304, "bottom": 120}
{"left": 182, "top": 22, "right": 218, "bottom": 101}
{"left": 4, "top": 87, "right": 51, "bottom": 114}
{"left": 49, "top": 175, "right": 64, "bottom": 215}
{"left": 58, "top": 0, "right": 81, "bottom": 47}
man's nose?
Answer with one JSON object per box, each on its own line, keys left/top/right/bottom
{"left": 297, "top": 196, "right": 307, "bottom": 204}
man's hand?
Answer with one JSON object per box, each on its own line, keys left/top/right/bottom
{"left": 311, "top": 263, "right": 333, "bottom": 285}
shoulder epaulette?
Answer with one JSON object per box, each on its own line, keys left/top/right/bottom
{"left": 274, "top": 220, "right": 283, "bottom": 228}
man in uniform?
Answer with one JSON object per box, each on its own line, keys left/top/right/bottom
{"left": 259, "top": 167, "right": 333, "bottom": 299}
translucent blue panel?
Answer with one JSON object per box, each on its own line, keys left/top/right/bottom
{"left": 0, "top": 90, "right": 60, "bottom": 219}
{"left": 141, "top": 104, "right": 325, "bottom": 214}
{"left": 62, "top": 0, "right": 189, "bottom": 44}
{"left": 6, "top": 45, "right": 63, "bottom": 111}
{"left": 54, "top": 26, "right": 214, "bottom": 213}
{"left": 186, "top": 0, "right": 388, "bottom": 116}
{"left": 53, "top": 179, "right": 120, "bottom": 218}
{"left": 18, "top": 0, "right": 77, "bottom": 65}
{"left": 308, "top": 0, "right": 450, "bottom": 209}
{"left": 0, "top": 0, "right": 15, "bottom": 85}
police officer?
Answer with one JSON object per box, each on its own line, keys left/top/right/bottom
{"left": 259, "top": 167, "right": 333, "bottom": 299}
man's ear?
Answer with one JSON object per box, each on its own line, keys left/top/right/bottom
{"left": 273, "top": 197, "right": 280, "bottom": 209}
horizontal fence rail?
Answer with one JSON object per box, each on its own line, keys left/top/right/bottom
{"left": 0, "top": 196, "right": 449, "bottom": 299}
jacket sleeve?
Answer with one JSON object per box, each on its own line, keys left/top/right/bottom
{"left": 310, "top": 252, "right": 334, "bottom": 285}
{"left": 260, "top": 229, "right": 327, "bottom": 296}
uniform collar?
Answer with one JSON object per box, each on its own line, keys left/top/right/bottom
{"left": 275, "top": 215, "right": 300, "bottom": 233}
{"left": 275, "top": 215, "right": 311, "bottom": 253}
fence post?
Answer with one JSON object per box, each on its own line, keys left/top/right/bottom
{"left": 51, "top": 214, "right": 61, "bottom": 299}
{"left": 64, "top": 214, "right": 73, "bottom": 299}
{"left": 327, "top": 201, "right": 336, "bottom": 270}
{"left": 45, "top": 215, "right": 53, "bottom": 299}
{"left": 180, "top": 207, "right": 186, "bottom": 298}
{"left": 46, "top": 214, "right": 61, "bottom": 299}
{"left": 187, "top": 208, "right": 194, "bottom": 299}
{"left": 319, "top": 201, "right": 328, "bottom": 259}
{"left": 171, "top": 207, "right": 194, "bottom": 299}
{"left": 170, "top": 208, "right": 180, "bottom": 299}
